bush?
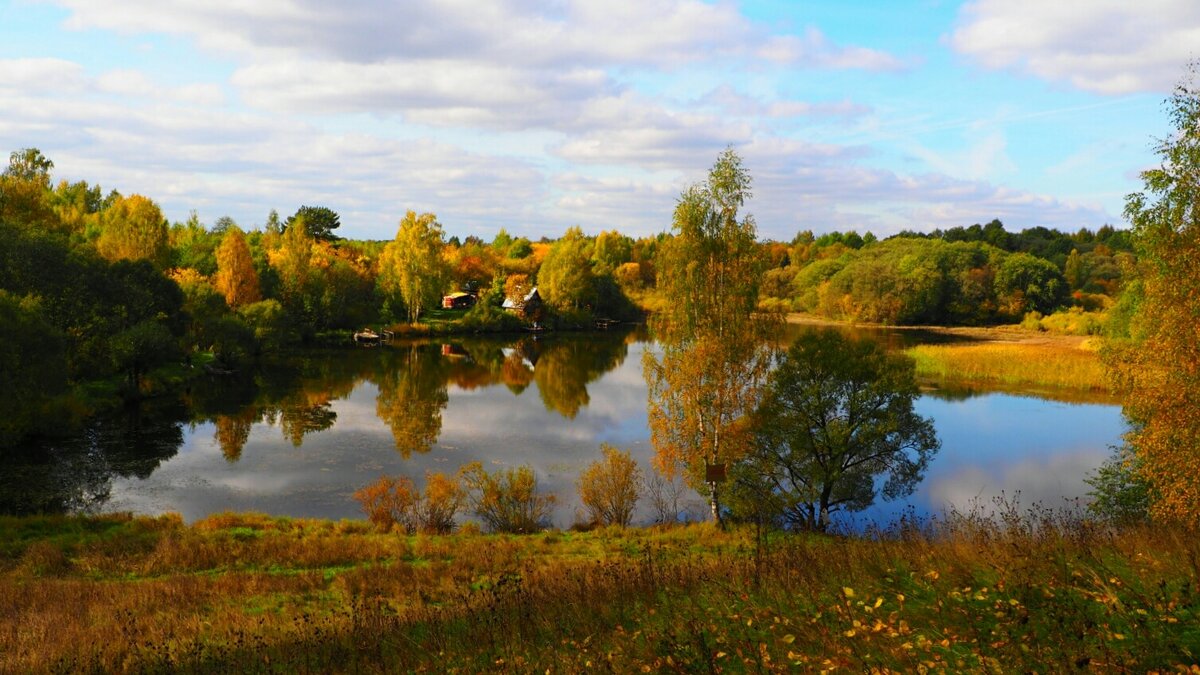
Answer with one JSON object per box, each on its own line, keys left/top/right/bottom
{"left": 1085, "top": 446, "right": 1152, "bottom": 525}
{"left": 1022, "top": 307, "right": 1107, "bottom": 336}
{"left": 459, "top": 296, "right": 524, "bottom": 332}
{"left": 460, "top": 462, "right": 556, "bottom": 533}
{"left": 352, "top": 472, "right": 466, "bottom": 534}
{"left": 576, "top": 444, "right": 642, "bottom": 527}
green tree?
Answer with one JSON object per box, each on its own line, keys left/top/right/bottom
{"left": 285, "top": 205, "right": 340, "bottom": 241}
{"left": 0, "top": 292, "right": 66, "bottom": 447}
{"left": 731, "top": 331, "right": 938, "bottom": 532}
{"left": 97, "top": 194, "right": 170, "bottom": 268}
{"left": 591, "top": 230, "right": 633, "bottom": 274}
{"left": 644, "top": 148, "right": 774, "bottom": 526}
{"left": 110, "top": 320, "right": 181, "bottom": 394}
{"left": 538, "top": 226, "right": 595, "bottom": 312}
{"left": 168, "top": 212, "right": 219, "bottom": 274}
{"left": 0, "top": 148, "right": 61, "bottom": 233}
{"left": 995, "top": 252, "right": 1068, "bottom": 316}
{"left": 1085, "top": 446, "right": 1152, "bottom": 525}
{"left": 1109, "top": 66, "right": 1200, "bottom": 523}
{"left": 1064, "top": 248, "right": 1085, "bottom": 291}
{"left": 378, "top": 211, "right": 450, "bottom": 323}
{"left": 4, "top": 147, "right": 53, "bottom": 183}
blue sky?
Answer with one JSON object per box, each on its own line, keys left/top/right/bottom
{"left": 0, "top": 0, "right": 1193, "bottom": 241}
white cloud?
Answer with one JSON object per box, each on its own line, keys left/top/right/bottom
{"left": 0, "top": 57, "right": 86, "bottom": 94}
{"left": 951, "top": 0, "right": 1200, "bottom": 94}
{"left": 52, "top": 0, "right": 904, "bottom": 129}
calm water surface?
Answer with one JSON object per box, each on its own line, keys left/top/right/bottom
{"left": 1, "top": 327, "right": 1126, "bottom": 526}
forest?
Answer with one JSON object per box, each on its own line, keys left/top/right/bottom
{"left": 0, "top": 144, "right": 1139, "bottom": 451}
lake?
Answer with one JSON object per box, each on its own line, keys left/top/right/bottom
{"left": 0, "top": 325, "right": 1126, "bottom": 527}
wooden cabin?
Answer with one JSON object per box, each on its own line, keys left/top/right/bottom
{"left": 441, "top": 292, "right": 476, "bottom": 309}
{"left": 502, "top": 287, "right": 542, "bottom": 319}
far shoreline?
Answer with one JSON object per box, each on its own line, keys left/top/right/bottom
{"left": 785, "top": 312, "right": 1095, "bottom": 349}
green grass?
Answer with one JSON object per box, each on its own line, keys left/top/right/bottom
{"left": 2, "top": 511, "right": 1198, "bottom": 672}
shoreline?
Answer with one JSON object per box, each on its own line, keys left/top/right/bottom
{"left": 785, "top": 312, "right": 1095, "bottom": 349}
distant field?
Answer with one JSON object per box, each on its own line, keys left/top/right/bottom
{"left": 904, "top": 341, "right": 1111, "bottom": 393}
{"left": 2, "top": 511, "right": 1196, "bottom": 672}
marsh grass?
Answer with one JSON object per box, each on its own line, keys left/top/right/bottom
{"left": 905, "top": 342, "right": 1110, "bottom": 392}
{"left": 1, "top": 510, "right": 1197, "bottom": 672}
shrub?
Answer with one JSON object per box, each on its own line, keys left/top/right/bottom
{"left": 353, "top": 475, "right": 418, "bottom": 531}
{"left": 460, "top": 462, "right": 556, "bottom": 533}
{"left": 352, "top": 472, "right": 466, "bottom": 534}
{"left": 644, "top": 469, "right": 697, "bottom": 525}
{"left": 1085, "top": 446, "right": 1152, "bottom": 525}
{"left": 576, "top": 444, "right": 642, "bottom": 527}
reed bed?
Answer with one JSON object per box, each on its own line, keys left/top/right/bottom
{"left": 1, "top": 509, "right": 1196, "bottom": 672}
{"left": 904, "top": 342, "right": 1110, "bottom": 393}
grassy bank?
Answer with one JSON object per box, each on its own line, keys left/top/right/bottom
{"left": 905, "top": 342, "right": 1111, "bottom": 393}
{"left": 2, "top": 511, "right": 1197, "bottom": 672}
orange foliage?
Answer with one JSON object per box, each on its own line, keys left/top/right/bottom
{"left": 1113, "top": 73, "right": 1200, "bottom": 524}
{"left": 352, "top": 471, "right": 466, "bottom": 533}
{"left": 213, "top": 226, "right": 261, "bottom": 308}
{"left": 576, "top": 444, "right": 643, "bottom": 527}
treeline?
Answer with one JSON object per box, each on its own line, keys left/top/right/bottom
{"left": 0, "top": 149, "right": 655, "bottom": 446}
{"left": 0, "top": 145, "right": 1134, "bottom": 447}
{"left": 759, "top": 219, "right": 1135, "bottom": 325}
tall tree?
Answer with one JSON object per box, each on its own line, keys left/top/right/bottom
{"left": 269, "top": 215, "right": 314, "bottom": 309}
{"left": 538, "top": 226, "right": 594, "bottom": 311}
{"left": 285, "top": 205, "right": 340, "bottom": 241}
{"left": 378, "top": 210, "right": 450, "bottom": 323}
{"left": 1111, "top": 66, "right": 1200, "bottom": 524}
{"left": 96, "top": 194, "right": 170, "bottom": 268}
{"left": 0, "top": 147, "right": 61, "bottom": 233}
{"left": 0, "top": 292, "right": 66, "bottom": 447}
{"left": 213, "top": 225, "right": 261, "bottom": 308}
{"left": 643, "top": 148, "right": 774, "bottom": 526}
{"left": 995, "top": 252, "right": 1068, "bottom": 316}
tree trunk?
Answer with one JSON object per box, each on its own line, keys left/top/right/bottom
{"left": 709, "top": 479, "right": 723, "bottom": 528}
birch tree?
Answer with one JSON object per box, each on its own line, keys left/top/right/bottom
{"left": 643, "top": 148, "right": 775, "bottom": 526}
{"left": 379, "top": 211, "right": 450, "bottom": 324}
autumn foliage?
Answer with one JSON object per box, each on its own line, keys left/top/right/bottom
{"left": 352, "top": 471, "right": 466, "bottom": 534}
{"left": 1112, "top": 69, "right": 1200, "bottom": 524}
{"left": 576, "top": 444, "right": 642, "bottom": 527}
{"left": 460, "top": 462, "right": 557, "bottom": 533}
{"left": 213, "top": 225, "right": 261, "bottom": 308}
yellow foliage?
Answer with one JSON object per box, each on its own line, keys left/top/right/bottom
{"left": 576, "top": 444, "right": 643, "bottom": 527}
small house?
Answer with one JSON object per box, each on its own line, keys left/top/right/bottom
{"left": 502, "top": 287, "right": 542, "bottom": 318}
{"left": 442, "top": 292, "right": 476, "bottom": 309}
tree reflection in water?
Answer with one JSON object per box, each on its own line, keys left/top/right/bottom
{"left": 374, "top": 343, "right": 449, "bottom": 458}
{"left": 0, "top": 329, "right": 640, "bottom": 515}
{"left": 0, "top": 397, "right": 187, "bottom": 515}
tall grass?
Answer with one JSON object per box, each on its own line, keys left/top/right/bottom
{"left": 905, "top": 342, "right": 1110, "bottom": 392}
{"left": 2, "top": 509, "right": 1197, "bottom": 672}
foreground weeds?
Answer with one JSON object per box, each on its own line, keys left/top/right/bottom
{"left": 1, "top": 511, "right": 1198, "bottom": 672}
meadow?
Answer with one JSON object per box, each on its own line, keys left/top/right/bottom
{"left": 904, "top": 340, "right": 1110, "bottom": 394}
{"left": 1, "top": 508, "right": 1197, "bottom": 672}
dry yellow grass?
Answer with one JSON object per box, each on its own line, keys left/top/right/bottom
{"left": 905, "top": 342, "right": 1110, "bottom": 392}
{"left": 3, "top": 510, "right": 1199, "bottom": 672}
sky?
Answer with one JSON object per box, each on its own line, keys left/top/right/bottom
{"left": 0, "top": 0, "right": 1195, "bottom": 241}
